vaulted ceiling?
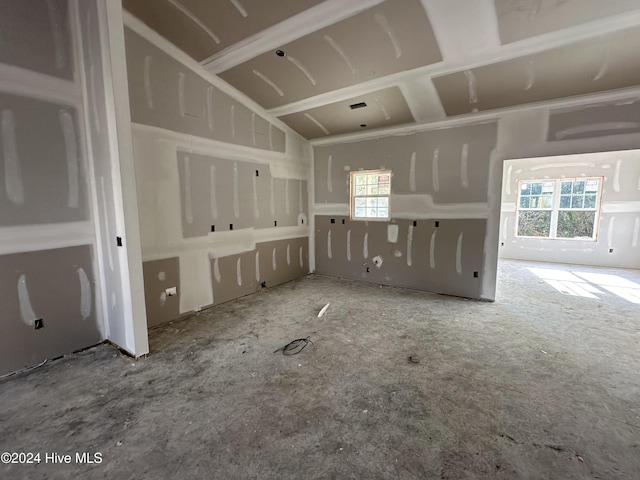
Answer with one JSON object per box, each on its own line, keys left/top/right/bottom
{"left": 123, "top": 0, "right": 640, "bottom": 140}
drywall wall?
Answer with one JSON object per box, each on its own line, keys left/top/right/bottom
{"left": 499, "top": 150, "right": 640, "bottom": 269}
{"left": 312, "top": 87, "right": 640, "bottom": 301}
{"left": 0, "top": 0, "right": 149, "bottom": 375}
{"left": 124, "top": 14, "right": 311, "bottom": 327}
{"left": 313, "top": 122, "right": 498, "bottom": 300}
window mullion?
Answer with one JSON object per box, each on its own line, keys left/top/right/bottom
{"left": 549, "top": 179, "right": 561, "bottom": 239}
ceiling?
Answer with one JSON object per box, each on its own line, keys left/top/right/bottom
{"left": 123, "top": 0, "right": 640, "bottom": 141}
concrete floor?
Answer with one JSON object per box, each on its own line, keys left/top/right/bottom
{"left": 1, "top": 259, "right": 639, "bottom": 479}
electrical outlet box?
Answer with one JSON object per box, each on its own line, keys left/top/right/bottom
{"left": 165, "top": 287, "right": 177, "bottom": 297}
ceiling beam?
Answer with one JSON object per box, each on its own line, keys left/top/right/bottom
{"left": 201, "top": 0, "right": 385, "bottom": 74}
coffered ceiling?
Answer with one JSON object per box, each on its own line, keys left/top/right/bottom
{"left": 124, "top": 0, "right": 640, "bottom": 140}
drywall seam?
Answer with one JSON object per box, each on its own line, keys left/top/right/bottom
{"left": 374, "top": 13, "right": 401, "bottom": 59}
{"left": 409, "top": 151, "right": 416, "bottom": 192}
{"left": 78, "top": 266, "right": 92, "bottom": 320}
{"left": 59, "top": 109, "right": 80, "bottom": 208}
{"left": 132, "top": 124, "right": 308, "bottom": 179}
{"left": 0, "top": 221, "right": 95, "bottom": 255}
{"left": 285, "top": 178, "right": 291, "bottom": 215}
{"left": 270, "top": 176, "right": 275, "bottom": 215}
{"left": 313, "top": 199, "right": 490, "bottom": 218}
{"left": 0, "top": 62, "right": 81, "bottom": 106}
{"left": 143, "top": 55, "right": 154, "bottom": 109}
{"left": 363, "top": 232, "right": 369, "bottom": 259}
{"left": 1, "top": 109, "right": 25, "bottom": 205}
{"left": 455, "top": 232, "right": 463, "bottom": 274}
{"left": 613, "top": 158, "right": 622, "bottom": 192}
{"left": 429, "top": 231, "right": 436, "bottom": 269}
{"left": 406, "top": 224, "right": 413, "bottom": 267}
{"left": 206, "top": 86, "right": 214, "bottom": 132}
{"left": 253, "top": 69, "right": 284, "bottom": 97}
{"left": 460, "top": 143, "right": 469, "bottom": 189}
{"left": 323, "top": 35, "right": 356, "bottom": 74}
{"left": 183, "top": 156, "right": 193, "bottom": 223}
{"left": 17, "top": 274, "right": 38, "bottom": 326}
{"left": 287, "top": 56, "right": 316, "bottom": 86}
{"left": 554, "top": 122, "right": 640, "bottom": 140}
{"left": 305, "top": 113, "right": 330, "bottom": 136}
{"left": 252, "top": 173, "right": 259, "bottom": 219}
{"left": 530, "top": 162, "right": 596, "bottom": 170}
{"left": 178, "top": 72, "right": 186, "bottom": 116}
{"left": 167, "top": 0, "right": 220, "bottom": 44}
{"left": 210, "top": 165, "right": 218, "bottom": 219}
{"left": 346, "top": 229, "right": 351, "bottom": 261}
{"left": 99, "top": 176, "right": 115, "bottom": 271}
{"left": 233, "top": 162, "right": 239, "bottom": 217}
{"left": 229, "top": 0, "right": 248, "bottom": 18}
{"left": 141, "top": 229, "right": 309, "bottom": 261}
{"left": 432, "top": 147, "right": 440, "bottom": 192}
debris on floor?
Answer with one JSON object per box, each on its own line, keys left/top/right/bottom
{"left": 409, "top": 355, "right": 420, "bottom": 364}
{"left": 318, "top": 303, "right": 330, "bottom": 318}
{"left": 273, "top": 337, "right": 314, "bottom": 355}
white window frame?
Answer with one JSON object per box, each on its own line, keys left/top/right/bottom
{"left": 515, "top": 177, "right": 603, "bottom": 241}
{"left": 349, "top": 169, "right": 391, "bottom": 221}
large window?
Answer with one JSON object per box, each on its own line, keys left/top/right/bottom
{"left": 517, "top": 178, "right": 602, "bottom": 240}
{"left": 350, "top": 170, "right": 391, "bottom": 220}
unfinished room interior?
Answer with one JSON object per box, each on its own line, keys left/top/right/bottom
{"left": 1, "top": 0, "right": 640, "bottom": 478}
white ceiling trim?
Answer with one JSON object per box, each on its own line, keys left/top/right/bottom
{"left": 310, "top": 86, "right": 640, "bottom": 147}
{"left": 201, "top": 0, "right": 386, "bottom": 74}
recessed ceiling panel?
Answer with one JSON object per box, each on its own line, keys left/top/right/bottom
{"left": 278, "top": 87, "right": 414, "bottom": 139}
{"left": 123, "top": 0, "right": 324, "bottom": 61}
{"left": 218, "top": 0, "right": 442, "bottom": 109}
{"left": 432, "top": 27, "right": 640, "bottom": 117}
{"left": 495, "top": 0, "right": 640, "bottom": 44}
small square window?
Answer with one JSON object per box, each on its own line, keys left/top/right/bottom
{"left": 350, "top": 169, "right": 391, "bottom": 221}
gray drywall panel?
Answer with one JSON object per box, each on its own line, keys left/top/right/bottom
{"left": 124, "top": 27, "right": 285, "bottom": 152}
{"left": 547, "top": 101, "right": 640, "bottom": 141}
{"left": 0, "top": 93, "right": 88, "bottom": 226}
{"left": 257, "top": 237, "right": 309, "bottom": 288}
{"left": 142, "top": 257, "right": 180, "bottom": 328}
{"left": 209, "top": 237, "right": 309, "bottom": 306}
{"left": 315, "top": 216, "right": 486, "bottom": 299}
{"left": 270, "top": 126, "right": 286, "bottom": 153}
{"left": 177, "top": 151, "right": 307, "bottom": 237}
{"left": 314, "top": 122, "right": 498, "bottom": 205}
{"left": 0, "top": 0, "right": 73, "bottom": 79}
{"left": 252, "top": 114, "right": 270, "bottom": 150}
{"left": 0, "top": 246, "right": 101, "bottom": 376}
{"left": 278, "top": 86, "right": 415, "bottom": 139}
{"left": 433, "top": 26, "right": 640, "bottom": 117}
{"left": 211, "top": 250, "right": 258, "bottom": 305}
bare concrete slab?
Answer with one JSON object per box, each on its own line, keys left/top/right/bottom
{"left": 1, "top": 260, "right": 639, "bottom": 479}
